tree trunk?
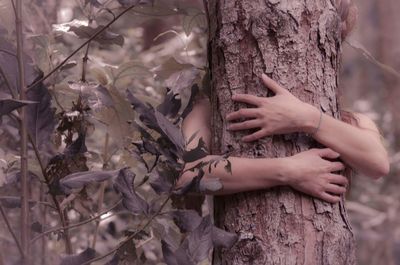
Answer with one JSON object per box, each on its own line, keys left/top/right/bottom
{"left": 206, "top": 1, "right": 356, "bottom": 264}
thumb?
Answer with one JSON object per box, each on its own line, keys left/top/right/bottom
{"left": 316, "top": 148, "right": 340, "bottom": 159}
{"left": 261, "top": 74, "right": 288, "bottom": 95}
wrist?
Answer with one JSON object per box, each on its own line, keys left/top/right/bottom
{"left": 302, "top": 105, "right": 321, "bottom": 134}
{"left": 271, "top": 157, "right": 293, "bottom": 186}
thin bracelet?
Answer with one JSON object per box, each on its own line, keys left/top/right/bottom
{"left": 310, "top": 109, "right": 323, "bottom": 137}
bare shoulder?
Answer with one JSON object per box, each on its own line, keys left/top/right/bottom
{"left": 352, "top": 112, "right": 381, "bottom": 133}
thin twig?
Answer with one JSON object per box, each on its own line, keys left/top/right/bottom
{"left": 30, "top": 199, "right": 123, "bottom": 244}
{"left": 15, "top": 0, "right": 30, "bottom": 261}
{"left": 82, "top": 196, "right": 171, "bottom": 265}
{"left": 27, "top": 4, "right": 138, "bottom": 90}
{"left": 0, "top": 203, "right": 24, "bottom": 258}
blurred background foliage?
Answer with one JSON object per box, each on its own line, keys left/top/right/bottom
{"left": 0, "top": 0, "right": 399, "bottom": 264}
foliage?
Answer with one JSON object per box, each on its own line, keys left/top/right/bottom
{"left": 0, "top": 0, "right": 234, "bottom": 264}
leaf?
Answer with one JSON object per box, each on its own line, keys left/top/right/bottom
{"left": 182, "top": 137, "right": 208, "bottom": 163}
{"left": 126, "top": 89, "right": 158, "bottom": 130}
{"left": 0, "top": 99, "right": 36, "bottom": 117}
{"left": 181, "top": 7, "right": 207, "bottom": 36}
{"left": 179, "top": 216, "right": 213, "bottom": 264}
{"left": 171, "top": 210, "right": 202, "bottom": 233}
{"left": 68, "top": 82, "right": 114, "bottom": 110}
{"left": 60, "top": 169, "right": 120, "bottom": 194}
{"left": 31, "top": 221, "right": 43, "bottom": 233}
{"left": 154, "top": 110, "right": 184, "bottom": 152}
{"left": 113, "top": 168, "right": 149, "bottom": 215}
{"left": 212, "top": 226, "right": 238, "bottom": 248}
{"left": 63, "top": 133, "right": 87, "bottom": 157}
{"left": 69, "top": 25, "right": 124, "bottom": 47}
{"left": 157, "top": 88, "right": 181, "bottom": 118}
{"left": 0, "top": 35, "right": 37, "bottom": 93}
{"left": 180, "top": 84, "right": 199, "bottom": 120}
{"left": 118, "top": 0, "right": 153, "bottom": 7}
{"left": 60, "top": 248, "right": 96, "bottom": 265}
{"left": 153, "top": 57, "right": 195, "bottom": 83}
{"left": 149, "top": 164, "right": 177, "bottom": 194}
{"left": 26, "top": 73, "right": 57, "bottom": 153}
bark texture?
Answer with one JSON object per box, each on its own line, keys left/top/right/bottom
{"left": 207, "top": 1, "right": 356, "bottom": 264}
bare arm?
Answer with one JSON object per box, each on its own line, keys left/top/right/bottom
{"left": 179, "top": 96, "right": 348, "bottom": 203}
{"left": 227, "top": 74, "right": 390, "bottom": 179}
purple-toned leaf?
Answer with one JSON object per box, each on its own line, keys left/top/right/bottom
{"left": 113, "top": 168, "right": 149, "bottom": 215}
{"left": 26, "top": 74, "right": 57, "bottom": 153}
{"left": 179, "top": 216, "right": 213, "bottom": 264}
{"left": 0, "top": 99, "right": 36, "bottom": 117}
{"left": 212, "top": 226, "right": 238, "bottom": 248}
{"left": 180, "top": 84, "right": 199, "bottom": 120}
{"left": 60, "top": 169, "right": 121, "bottom": 194}
{"left": 118, "top": 0, "right": 152, "bottom": 7}
{"left": 63, "top": 133, "right": 87, "bottom": 157}
{"left": 182, "top": 137, "right": 208, "bottom": 163}
{"left": 69, "top": 26, "right": 124, "bottom": 47}
{"left": 157, "top": 88, "right": 181, "bottom": 118}
{"left": 60, "top": 248, "right": 96, "bottom": 265}
{"left": 171, "top": 210, "right": 202, "bottom": 233}
{"left": 154, "top": 110, "right": 184, "bottom": 151}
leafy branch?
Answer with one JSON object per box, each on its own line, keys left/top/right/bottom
{"left": 27, "top": 3, "right": 141, "bottom": 90}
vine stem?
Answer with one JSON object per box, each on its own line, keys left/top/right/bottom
{"left": 15, "top": 0, "right": 30, "bottom": 262}
{"left": 30, "top": 199, "right": 122, "bottom": 244}
{"left": 27, "top": 4, "right": 138, "bottom": 90}
{"left": 82, "top": 196, "right": 171, "bottom": 265}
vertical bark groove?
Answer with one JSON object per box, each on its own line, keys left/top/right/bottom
{"left": 208, "top": 0, "right": 356, "bottom": 264}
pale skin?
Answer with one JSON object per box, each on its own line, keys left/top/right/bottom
{"left": 178, "top": 74, "right": 389, "bottom": 203}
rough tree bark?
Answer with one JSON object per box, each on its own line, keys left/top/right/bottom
{"left": 206, "top": 1, "right": 356, "bottom": 264}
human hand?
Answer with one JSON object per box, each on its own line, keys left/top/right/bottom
{"left": 226, "top": 74, "right": 320, "bottom": 142}
{"left": 284, "top": 148, "right": 348, "bottom": 203}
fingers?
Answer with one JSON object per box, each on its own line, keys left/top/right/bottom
{"left": 232, "top": 94, "right": 262, "bottom": 106}
{"left": 261, "top": 73, "right": 288, "bottom": 95}
{"left": 325, "top": 183, "right": 347, "bottom": 195}
{"left": 319, "top": 192, "right": 341, "bottom": 204}
{"left": 329, "top": 161, "right": 345, "bottom": 172}
{"left": 315, "top": 148, "right": 340, "bottom": 160}
{"left": 227, "top": 119, "right": 262, "bottom": 131}
{"left": 226, "top": 108, "right": 260, "bottom": 121}
{"left": 242, "top": 129, "right": 267, "bottom": 142}
{"left": 327, "top": 173, "right": 349, "bottom": 186}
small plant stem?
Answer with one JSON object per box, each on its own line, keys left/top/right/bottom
{"left": 15, "top": 0, "right": 30, "bottom": 262}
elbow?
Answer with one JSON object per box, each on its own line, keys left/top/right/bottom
{"left": 366, "top": 155, "right": 390, "bottom": 179}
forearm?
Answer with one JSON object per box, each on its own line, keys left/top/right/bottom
{"left": 178, "top": 155, "right": 287, "bottom": 195}
{"left": 305, "top": 108, "right": 389, "bottom": 178}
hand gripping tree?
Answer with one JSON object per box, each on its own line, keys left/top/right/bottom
{"left": 205, "top": 0, "right": 356, "bottom": 264}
